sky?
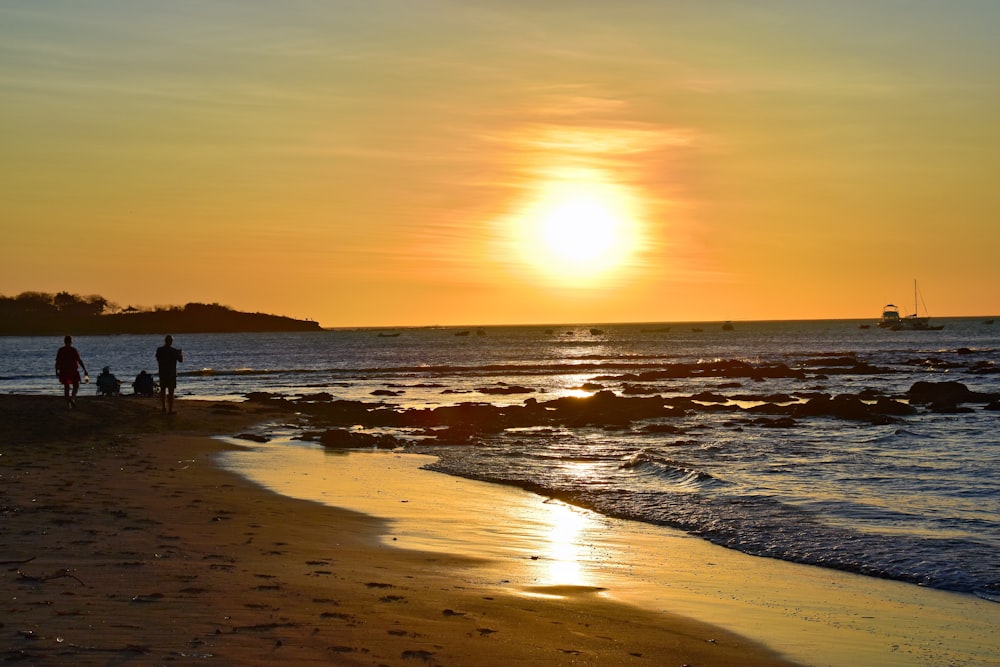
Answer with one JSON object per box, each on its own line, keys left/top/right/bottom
{"left": 2, "top": 1, "right": 998, "bottom": 328}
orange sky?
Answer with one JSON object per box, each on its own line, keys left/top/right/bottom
{"left": 2, "top": 2, "right": 998, "bottom": 327}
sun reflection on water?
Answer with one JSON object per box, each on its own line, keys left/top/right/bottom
{"left": 535, "top": 500, "right": 594, "bottom": 588}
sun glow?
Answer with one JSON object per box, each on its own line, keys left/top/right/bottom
{"left": 512, "top": 169, "right": 643, "bottom": 288}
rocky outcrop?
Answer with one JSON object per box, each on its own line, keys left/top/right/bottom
{"left": 305, "top": 428, "right": 401, "bottom": 450}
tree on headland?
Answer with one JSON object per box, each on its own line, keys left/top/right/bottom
{"left": 0, "top": 291, "right": 321, "bottom": 335}
{"left": 53, "top": 292, "right": 111, "bottom": 317}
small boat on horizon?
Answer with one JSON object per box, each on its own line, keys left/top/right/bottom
{"left": 877, "top": 280, "right": 943, "bottom": 331}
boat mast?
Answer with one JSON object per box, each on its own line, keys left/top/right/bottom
{"left": 913, "top": 279, "right": 918, "bottom": 317}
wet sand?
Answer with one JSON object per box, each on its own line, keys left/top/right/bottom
{"left": 223, "top": 442, "right": 1000, "bottom": 667}
{"left": 0, "top": 395, "right": 799, "bottom": 666}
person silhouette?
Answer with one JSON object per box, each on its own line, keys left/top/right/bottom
{"left": 132, "top": 369, "right": 156, "bottom": 397}
{"left": 155, "top": 335, "right": 184, "bottom": 414}
{"left": 55, "top": 335, "right": 88, "bottom": 408}
{"left": 95, "top": 366, "right": 121, "bottom": 396}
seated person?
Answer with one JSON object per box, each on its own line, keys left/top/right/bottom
{"left": 132, "top": 369, "right": 157, "bottom": 397}
{"left": 95, "top": 366, "right": 122, "bottom": 396}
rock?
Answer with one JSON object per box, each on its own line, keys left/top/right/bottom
{"left": 317, "top": 428, "right": 400, "bottom": 450}
{"left": 245, "top": 391, "right": 286, "bottom": 404}
{"left": 871, "top": 397, "right": 917, "bottom": 416}
{"left": 297, "top": 391, "right": 334, "bottom": 402}
{"left": 793, "top": 394, "right": 894, "bottom": 424}
{"left": 691, "top": 391, "right": 728, "bottom": 403}
{"left": 906, "top": 381, "right": 977, "bottom": 405}
{"left": 234, "top": 432, "right": 268, "bottom": 443}
{"left": 432, "top": 425, "right": 481, "bottom": 445}
{"left": 621, "top": 384, "right": 659, "bottom": 395}
{"left": 477, "top": 385, "right": 535, "bottom": 395}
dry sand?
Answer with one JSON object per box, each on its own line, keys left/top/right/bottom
{"left": 1, "top": 395, "right": 800, "bottom": 666}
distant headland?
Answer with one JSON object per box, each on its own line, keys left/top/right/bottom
{"left": 0, "top": 291, "right": 322, "bottom": 336}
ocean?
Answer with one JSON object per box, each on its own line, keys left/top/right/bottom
{"left": 2, "top": 318, "right": 997, "bottom": 602}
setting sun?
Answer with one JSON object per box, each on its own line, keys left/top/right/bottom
{"left": 511, "top": 170, "right": 644, "bottom": 288}
{"left": 539, "top": 194, "right": 619, "bottom": 263}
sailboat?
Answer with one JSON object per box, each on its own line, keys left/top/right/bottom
{"left": 877, "top": 280, "right": 943, "bottom": 330}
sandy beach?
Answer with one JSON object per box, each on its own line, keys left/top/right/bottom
{"left": 1, "top": 395, "right": 801, "bottom": 666}
{"left": 5, "top": 395, "right": 999, "bottom": 666}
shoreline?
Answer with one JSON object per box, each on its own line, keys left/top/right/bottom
{"left": 221, "top": 439, "right": 1000, "bottom": 667}
{"left": 1, "top": 395, "right": 799, "bottom": 665}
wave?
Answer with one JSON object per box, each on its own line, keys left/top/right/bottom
{"left": 580, "top": 488, "right": 999, "bottom": 597}
{"left": 618, "top": 449, "right": 722, "bottom": 490}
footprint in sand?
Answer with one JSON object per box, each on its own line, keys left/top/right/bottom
{"left": 401, "top": 649, "right": 435, "bottom": 661}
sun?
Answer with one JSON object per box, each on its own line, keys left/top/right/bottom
{"left": 513, "top": 173, "right": 642, "bottom": 287}
{"left": 539, "top": 195, "right": 619, "bottom": 264}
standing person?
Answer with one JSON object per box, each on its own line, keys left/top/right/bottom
{"left": 155, "top": 335, "right": 183, "bottom": 414}
{"left": 55, "top": 335, "right": 88, "bottom": 408}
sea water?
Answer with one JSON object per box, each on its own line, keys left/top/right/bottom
{"left": 2, "top": 318, "right": 997, "bottom": 600}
